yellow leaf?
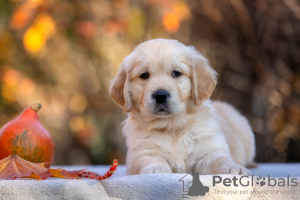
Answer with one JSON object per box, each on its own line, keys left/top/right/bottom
{"left": 49, "top": 169, "right": 65, "bottom": 179}
{"left": 162, "top": 12, "right": 180, "bottom": 34}
{"left": 23, "top": 26, "right": 45, "bottom": 54}
{"left": 35, "top": 13, "right": 56, "bottom": 39}
{"left": 23, "top": 172, "right": 41, "bottom": 180}
{"left": 50, "top": 168, "right": 83, "bottom": 179}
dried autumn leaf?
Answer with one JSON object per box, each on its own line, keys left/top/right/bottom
{"left": 50, "top": 168, "right": 84, "bottom": 179}
{"left": 23, "top": 172, "right": 44, "bottom": 180}
{"left": 0, "top": 155, "right": 52, "bottom": 180}
{"left": 0, "top": 155, "right": 117, "bottom": 180}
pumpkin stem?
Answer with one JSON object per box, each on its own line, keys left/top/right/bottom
{"left": 31, "top": 101, "right": 42, "bottom": 112}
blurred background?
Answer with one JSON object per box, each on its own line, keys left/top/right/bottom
{"left": 0, "top": 0, "right": 299, "bottom": 165}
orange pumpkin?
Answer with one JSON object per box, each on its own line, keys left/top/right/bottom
{"left": 0, "top": 102, "right": 54, "bottom": 168}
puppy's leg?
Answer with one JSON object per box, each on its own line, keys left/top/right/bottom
{"left": 126, "top": 153, "right": 171, "bottom": 174}
{"left": 140, "top": 157, "right": 171, "bottom": 174}
{"left": 210, "top": 156, "right": 251, "bottom": 175}
{"left": 195, "top": 152, "right": 251, "bottom": 175}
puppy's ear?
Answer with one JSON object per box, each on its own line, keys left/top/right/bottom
{"left": 109, "top": 60, "right": 132, "bottom": 112}
{"left": 190, "top": 49, "right": 217, "bottom": 106}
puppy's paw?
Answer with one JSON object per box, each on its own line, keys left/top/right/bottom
{"left": 140, "top": 164, "right": 171, "bottom": 174}
{"left": 217, "top": 163, "right": 251, "bottom": 175}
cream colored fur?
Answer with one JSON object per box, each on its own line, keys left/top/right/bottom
{"left": 109, "top": 39, "right": 255, "bottom": 175}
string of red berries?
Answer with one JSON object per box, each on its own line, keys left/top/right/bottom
{"left": 78, "top": 159, "right": 118, "bottom": 180}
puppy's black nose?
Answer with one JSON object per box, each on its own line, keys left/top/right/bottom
{"left": 153, "top": 90, "right": 169, "bottom": 104}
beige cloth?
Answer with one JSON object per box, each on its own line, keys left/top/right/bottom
{"left": 103, "top": 174, "right": 300, "bottom": 200}
{"left": 0, "top": 164, "right": 299, "bottom": 200}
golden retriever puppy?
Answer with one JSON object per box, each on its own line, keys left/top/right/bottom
{"left": 109, "top": 39, "right": 255, "bottom": 175}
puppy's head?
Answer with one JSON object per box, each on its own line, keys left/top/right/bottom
{"left": 109, "top": 39, "right": 217, "bottom": 118}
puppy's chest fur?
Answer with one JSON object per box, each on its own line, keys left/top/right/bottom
{"left": 151, "top": 129, "right": 199, "bottom": 173}
{"left": 124, "top": 105, "right": 223, "bottom": 173}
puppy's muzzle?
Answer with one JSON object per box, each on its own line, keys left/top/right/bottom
{"left": 152, "top": 90, "right": 170, "bottom": 104}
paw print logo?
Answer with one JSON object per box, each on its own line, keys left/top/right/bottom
{"left": 256, "top": 176, "right": 266, "bottom": 186}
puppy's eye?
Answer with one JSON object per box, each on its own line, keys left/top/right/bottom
{"left": 172, "top": 70, "right": 182, "bottom": 77}
{"left": 140, "top": 72, "right": 149, "bottom": 79}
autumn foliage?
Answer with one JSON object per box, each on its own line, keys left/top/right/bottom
{"left": 0, "top": 155, "right": 117, "bottom": 180}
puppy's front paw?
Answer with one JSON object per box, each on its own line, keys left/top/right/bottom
{"left": 140, "top": 164, "right": 171, "bottom": 174}
{"left": 217, "top": 163, "right": 251, "bottom": 175}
